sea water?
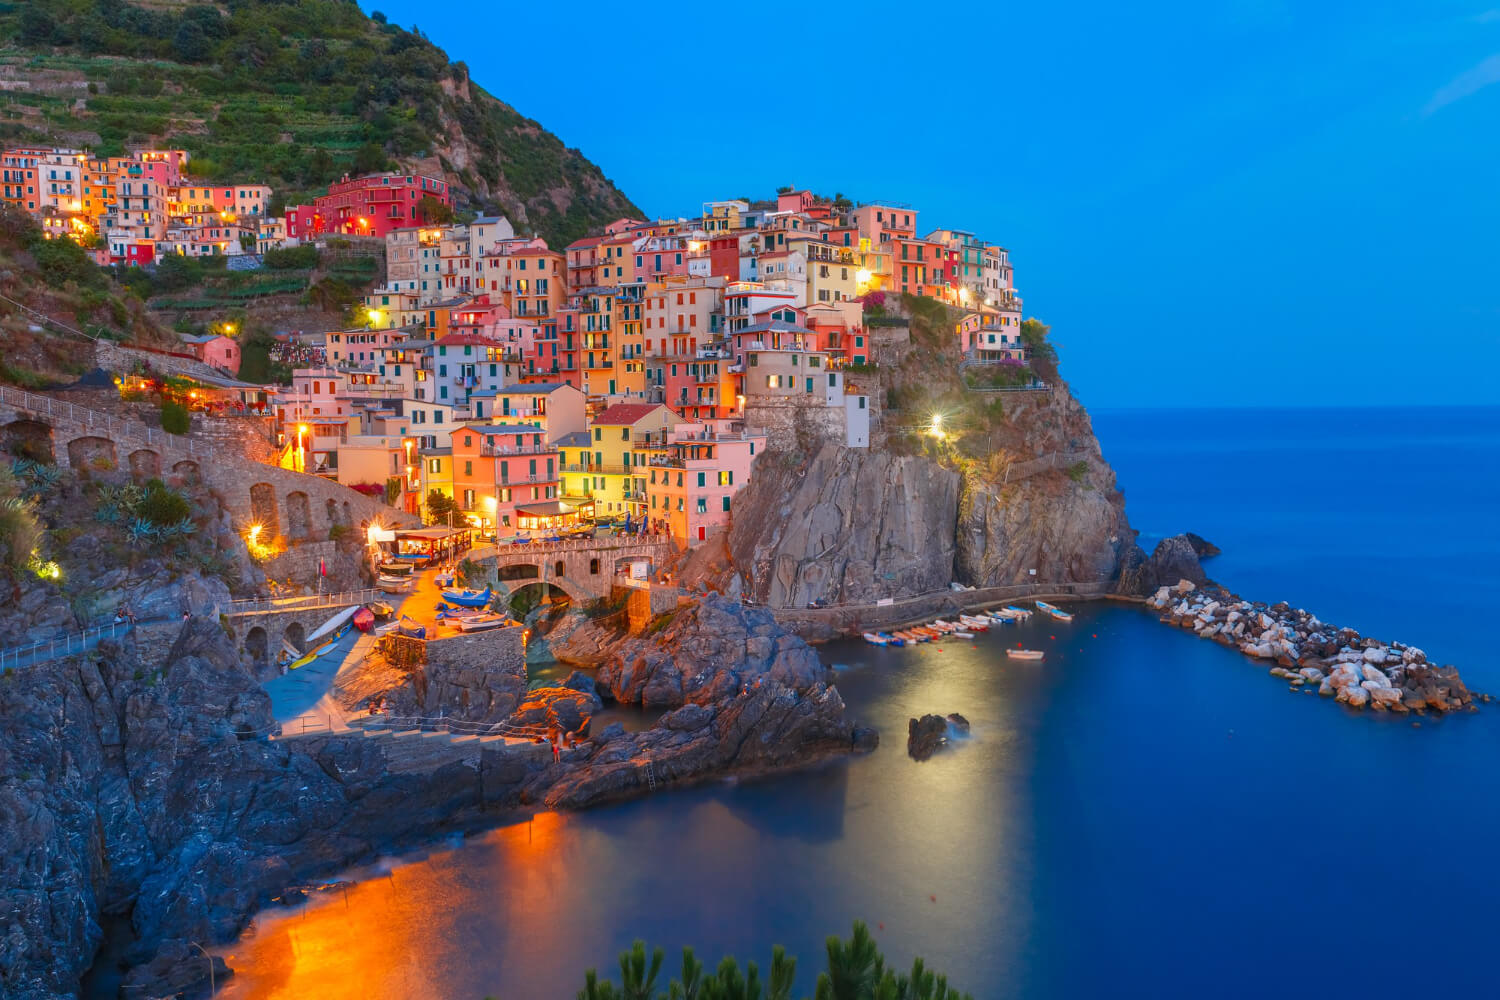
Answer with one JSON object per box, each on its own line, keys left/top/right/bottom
{"left": 213, "top": 406, "right": 1500, "bottom": 999}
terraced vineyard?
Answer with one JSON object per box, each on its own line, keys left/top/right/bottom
{"left": 0, "top": 0, "right": 640, "bottom": 246}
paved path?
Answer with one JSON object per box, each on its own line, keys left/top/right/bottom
{"left": 262, "top": 579, "right": 428, "bottom": 737}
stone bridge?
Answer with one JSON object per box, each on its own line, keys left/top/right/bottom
{"left": 468, "top": 536, "right": 672, "bottom": 603}
{"left": 0, "top": 384, "right": 416, "bottom": 543}
{"left": 227, "top": 604, "right": 353, "bottom": 672}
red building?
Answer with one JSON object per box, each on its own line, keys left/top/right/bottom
{"left": 285, "top": 172, "right": 451, "bottom": 240}
{"left": 709, "top": 234, "right": 741, "bottom": 280}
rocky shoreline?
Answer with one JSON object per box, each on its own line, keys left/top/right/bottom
{"left": 0, "top": 596, "right": 875, "bottom": 1000}
{"left": 1147, "top": 580, "right": 1477, "bottom": 714}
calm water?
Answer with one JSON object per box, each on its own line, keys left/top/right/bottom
{"left": 216, "top": 406, "right": 1500, "bottom": 999}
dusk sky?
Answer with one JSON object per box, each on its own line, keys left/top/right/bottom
{"left": 366, "top": 1, "right": 1499, "bottom": 408}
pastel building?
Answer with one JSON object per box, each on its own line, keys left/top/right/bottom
{"left": 449, "top": 422, "right": 561, "bottom": 533}
{"left": 644, "top": 419, "right": 766, "bottom": 543}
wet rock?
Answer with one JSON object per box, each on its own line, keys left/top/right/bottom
{"left": 907, "top": 715, "right": 950, "bottom": 760}
{"left": 945, "top": 712, "right": 970, "bottom": 733}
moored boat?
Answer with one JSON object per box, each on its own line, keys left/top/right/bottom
{"left": 377, "top": 574, "right": 412, "bottom": 594}
{"left": 457, "top": 612, "right": 511, "bottom": 632}
{"left": 876, "top": 631, "right": 906, "bottom": 647}
{"left": 1035, "top": 600, "right": 1073, "bottom": 622}
{"left": 441, "top": 585, "right": 492, "bottom": 608}
{"left": 1006, "top": 648, "right": 1045, "bottom": 660}
{"left": 953, "top": 631, "right": 975, "bottom": 639}
{"left": 863, "top": 631, "right": 889, "bottom": 646}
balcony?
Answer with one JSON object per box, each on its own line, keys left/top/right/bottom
{"left": 561, "top": 463, "right": 635, "bottom": 476}
{"left": 479, "top": 443, "right": 556, "bottom": 457}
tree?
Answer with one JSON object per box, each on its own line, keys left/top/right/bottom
{"left": 417, "top": 195, "right": 454, "bottom": 224}
{"left": 425, "top": 489, "right": 455, "bottom": 525}
{"left": 159, "top": 400, "right": 191, "bottom": 435}
{"left": 352, "top": 142, "right": 390, "bottom": 175}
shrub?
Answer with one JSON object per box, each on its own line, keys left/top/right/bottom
{"left": 328, "top": 523, "right": 351, "bottom": 543}
{"left": 1067, "top": 460, "right": 1088, "bottom": 484}
{"left": 160, "top": 399, "right": 191, "bottom": 435}
{"left": 137, "top": 481, "right": 191, "bottom": 526}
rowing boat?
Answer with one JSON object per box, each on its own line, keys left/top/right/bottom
{"left": 1006, "top": 648, "right": 1045, "bottom": 660}
{"left": 1035, "top": 601, "right": 1073, "bottom": 622}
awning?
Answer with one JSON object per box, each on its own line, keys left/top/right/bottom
{"left": 395, "top": 527, "right": 467, "bottom": 541}
{"left": 516, "top": 500, "right": 576, "bottom": 517}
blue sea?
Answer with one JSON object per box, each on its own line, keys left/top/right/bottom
{"left": 215, "top": 406, "right": 1500, "bottom": 999}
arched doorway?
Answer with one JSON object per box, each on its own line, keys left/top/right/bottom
{"left": 284, "top": 491, "right": 311, "bottom": 540}
{"left": 172, "top": 460, "right": 202, "bottom": 487}
{"left": 283, "top": 622, "right": 306, "bottom": 655}
{"left": 244, "top": 626, "right": 268, "bottom": 667}
{"left": 249, "top": 483, "right": 279, "bottom": 537}
{"left": 2, "top": 418, "right": 53, "bottom": 464}
{"left": 66, "top": 435, "right": 116, "bottom": 472}
{"left": 128, "top": 449, "right": 161, "bottom": 483}
{"left": 496, "top": 563, "right": 541, "bottom": 583}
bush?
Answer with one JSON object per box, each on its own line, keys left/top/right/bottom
{"left": 262, "top": 244, "right": 319, "bottom": 270}
{"left": 160, "top": 399, "right": 191, "bottom": 435}
{"left": 1067, "top": 460, "right": 1088, "bottom": 483}
{"left": 328, "top": 523, "right": 351, "bottom": 542}
{"left": 137, "top": 481, "right": 191, "bottom": 526}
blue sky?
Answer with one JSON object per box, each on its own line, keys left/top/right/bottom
{"left": 365, "top": 1, "right": 1499, "bottom": 408}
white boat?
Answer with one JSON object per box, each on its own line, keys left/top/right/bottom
{"left": 958, "top": 615, "right": 991, "bottom": 630}
{"left": 457, "top": 612, "right": 511, "bottom": 632}
{"left": 1035, "top": 601, "right": 1073, "bottom": 622}
{"left": 953, "top": 631, "right": 975, "bottom": 639}
{"left": 989, "top": 607, "right": 1028, "bottom": 621}
{"left": 1007, "top": 648, "right": 1046, "bottom": 660}
{"left": 377, "top": 574, "right": 412, "bottom": 594}
{"left": 863, "top": 632, "right": 889, "bottom": 646}
{"left": 305, "top": 605, "right": 360, "bottom": 645}
{"left": 931, "top": 620, "right": 958, "bottom": 632}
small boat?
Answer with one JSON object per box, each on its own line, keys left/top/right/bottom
{"left": 930, "top": 620, "right": 956, "bottom": 633}
{"left": 876, "top": 632, "right": 906, "bottom": 647}
{"left": 440, "top": 585, "right": 492, "bottom": 608}
{"left": 377, "top": 561, "right": 415, "bottom": 577}
{"left": 367, "top": 601, "right": 395, "bottom": 619}
{"left": 1035, "top": 601, "right": 1073, "bottom": 622}
{"left": 959, "top": 615, "right": 991, "bottom": 631}
{"left": 1007, "top": 648, "right": 1045, "bottom": 661}
{"left": 288, "top": 624, "right": 350, "bottom": 669}
{"left": 377, "top": 574, "right": 412, "bottom": 594}
{"left": 457, "top": 612, "right": 511, "bottom": 632}
{"left": 395, "top": 617, "right": 427, "bottom": 639}
{"left": 863, "top": 632, "right": 889, "bottom": 646}
{"left": 953, "top": 631, "right": 975, "bottom": 639}
{"left": 1002, "top": 605, "right": 1034, "bottom": 620}
{"left": 352, "top": 607, "right": 375, "bottom": 633}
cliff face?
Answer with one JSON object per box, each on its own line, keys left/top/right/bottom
{"left": 954, "top": 382, "right": 1135, "bottom": 588}
{"left": 728, "top": 446, "right": 962, "bottom": 607}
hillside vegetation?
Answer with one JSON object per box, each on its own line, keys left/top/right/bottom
{"left": 0, "top": 0, "right": 641, "bottom": 245}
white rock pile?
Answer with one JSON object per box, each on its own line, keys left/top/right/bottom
{"left": 1146, "top": 580, "right": 1476, "bottom": 714}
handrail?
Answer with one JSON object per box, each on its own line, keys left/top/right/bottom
{"left": 0, "top": 620, "right": 133, "bottom": 671}
{"left": 0, "top": 384, "right": 200, "bottom": 459}
{"left": 223, "top": 589, "right": 381, "bottom": 616}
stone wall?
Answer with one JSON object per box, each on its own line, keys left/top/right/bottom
{"left": 744, "top": 395, "right": 848, "bottom": 452}
{"left": 413, "top": 627, "right": 528, "bottom": 721}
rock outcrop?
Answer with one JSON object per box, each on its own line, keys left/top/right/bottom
{"left": 593, "top": 593, "right": 829, "bottom": 707}
{"left": 1146, "top": 583, "right": 1475, "bottom": 715}
{"left": 1119, "top": 534, "right": 1209, "bottom": 593}
{"left": 728, "top": 446, "right": 961, "bottom": 607}
{"left": 955, "top": 383, "right": 1135, "bottom": 589}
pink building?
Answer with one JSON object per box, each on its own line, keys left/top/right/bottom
{"left": 286, "top": 172, "right": 450, "bottom": 240}
{"left": 645, "top": 419, "right": 765, "bottom": 544}
{"left": 179, "top": 333, "right": 240, "bottom": 374}
{"left": 633, "top": 235, "right": 692, "bottom": 281}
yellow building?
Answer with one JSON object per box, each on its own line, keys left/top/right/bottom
{"left": 558, "top": 402, "right": 678, "bottom": 520}
{"left": 792, "top": 235, "right": 861, "bottom": 307}
{"left": 596, "top": 234, "right": 636, "bottom": 286}
{"left": 579, "top": 289, "right": 617, "bottom": 396}
{"left": 418, "top": 447, "right": 457, "bottom": 522}
{"left": 701, "top": 199, "right": 747, "bottom": 234}
{"left": 614, "top": 284, "right": 648, "bottom": 398}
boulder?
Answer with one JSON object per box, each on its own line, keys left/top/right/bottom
{"left": 1337, "top": 684, "right": 1370, "bottom": 708}
{"left": 907, "top": 715, "right": 950, "bottom": 761}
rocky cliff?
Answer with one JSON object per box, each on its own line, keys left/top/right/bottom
{"left": 1, "top": 598, "right": 872, "bottom": 997}
{"left": 728, "top": 447, "right": 962, "bottom": 607}
{"left": 953, "top": 381, "right": 1135, "bottom": 588}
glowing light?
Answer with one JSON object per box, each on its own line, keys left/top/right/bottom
{"left": 855, "top": 268, "right": 871, "bottom": 286}
{"left": 248, "top": 524, "right": 262, "bottom": 542}
{"left": 928, "top": 413, "right": 945, "bottom": 440}
{"left": 367, "top": 309, "right": 384, "bottom": 326}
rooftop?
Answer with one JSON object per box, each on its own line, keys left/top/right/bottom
{"left": 593, "top": 402, "right": 668, "bottom": 426}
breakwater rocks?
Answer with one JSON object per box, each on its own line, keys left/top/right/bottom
{"left": 907, "top": 713, "right": 969, "bottom": 760}
{"left": 1147, "top": 582, "right": 1474, "bottom": 714}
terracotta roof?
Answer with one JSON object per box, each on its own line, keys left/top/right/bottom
{"left": 592, "top": 402, "right": 667, "bottom": 425}
{"left": 434, "top": 333, "right": 504, "bottom": 346}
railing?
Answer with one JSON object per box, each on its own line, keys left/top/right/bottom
{"left": 223, "top": 589, "right": 381, "bottom": 616}
{"left": 561, "top": 463, "right": 636, "bottom": 476}
{"left": 0, "top": 290, "right": 106, "bottom": 342}
{"left": 0, "top": 384, "right": 201, "bottom": 458}
{"left": 472, "top": 535, "right": 668, "bottom": 558}
{"left": 360, "top": 713, "right": 554, "bottom": 740}
{"left": 480, "top": 444, "right": 555, "bottom": 457}
{"left": 0, "top": 621, "right": 133, "bottom": 671}
{"left": 1001, "top": 450, "right": 1094, "bottom": 484}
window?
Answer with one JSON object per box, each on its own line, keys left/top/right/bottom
{"left": 696, "top": 472, "right": 706, "bottom": 488}
{"left": 621, "top": 427, "right": 630, "bottom": 441}
{"left": 589, "top": 558, "right": 600, "bottom": 575}
{"left": 696, "top": 497, "right": 707, "bottom": 514}
{"left": 723, "top": 495, "right": 732, "bottom": 512}
{"left": 464, "top": 460, "right": 472, "bottom": 475}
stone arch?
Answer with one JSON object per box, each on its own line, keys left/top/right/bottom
{"left": 2, "top": 418, "right": 54, "bottom": 463}
{"left": 128, "top": 448, "right": 161, "bottom": 483}
{"left": 284, "top": 491, "right": 311, "bottom": 540}
{"left": 250, "top": 483, "right": 280, "bottom": 537}
{"left": 66, "top": 435, "right": 116, "bottom": 472}
{"left": 506, "top": 578, "right": 582, "bottom": 610}
{"left": 172, "top": 460, "right": 202, "bottom": 487}
{"left": 244, "top": 626, "right": 268, "bottom": 667}
{"left": 496, "top": 562, "right": 541, "bottom": 583}
{"left": 283, "top": 622, "right": 306, "bottom": 655}
{"left": 325, "top": 498, "right": 339, "bottom": 529}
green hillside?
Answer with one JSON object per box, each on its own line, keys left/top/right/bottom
{"left": 0, "top": 0, "right": 641, "bottom": 246}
